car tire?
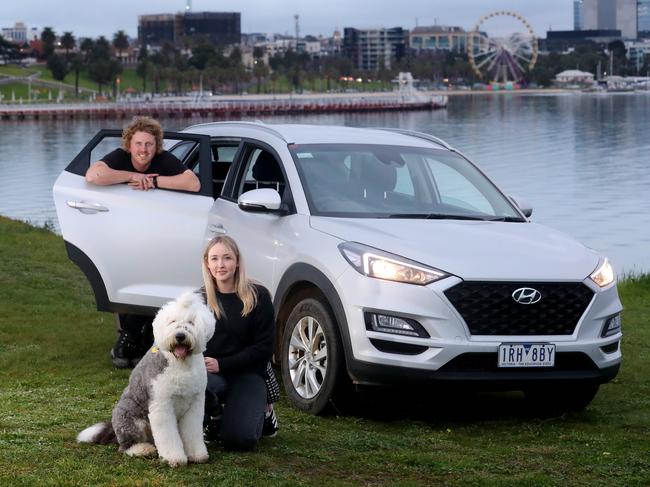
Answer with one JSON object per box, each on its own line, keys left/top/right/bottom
{"left": 281, "top": 295, "right": 345, "bottom": 415}
{"left": 524, "top": 382, "right": 600, "bottom": 414}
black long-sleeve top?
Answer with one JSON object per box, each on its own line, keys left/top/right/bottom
{"left": 203, "top": 284, "right": 275, "bottom": 377}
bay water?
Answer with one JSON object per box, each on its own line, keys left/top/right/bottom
{"left": 1, "top": 92, "right": 648, "bottom": 275}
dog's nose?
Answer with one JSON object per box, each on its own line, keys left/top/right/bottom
{"left": 175, "top": 332, "right": 186, "bottom": 343}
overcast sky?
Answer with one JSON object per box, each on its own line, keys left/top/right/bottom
{"left": 1, "top": 1, "right": 574, "bottom": 39}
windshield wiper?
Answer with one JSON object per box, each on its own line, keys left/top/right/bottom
{"left": 385, "top": 213, "right": 525, "bottom": 222}
{"left": 386, "top": 213, "right": 490, "bottom": 221}
{"left": 483, "top": 216, "right": 526, "bottom": 222}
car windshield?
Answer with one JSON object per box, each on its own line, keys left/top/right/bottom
{"left": 289, "top": 143, "right": 524, "bottom": 221}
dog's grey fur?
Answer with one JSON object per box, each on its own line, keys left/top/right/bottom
{"left": 77, "top": 291, "right": 215, "bottom": 467}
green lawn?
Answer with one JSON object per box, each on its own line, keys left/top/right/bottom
{"left": 0, "top": 216, "right": 648, "bottom": 486}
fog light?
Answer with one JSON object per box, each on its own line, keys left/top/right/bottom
{"left": 365, "top": 313, "right": 429, "bottom": 338}
{"left": 601, "top": 314, "right": 621, "bottom": 338}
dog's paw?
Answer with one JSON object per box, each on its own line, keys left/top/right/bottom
{"left": 161, "top": 454, "right": 188, "bottom": 468}
{"left": 125, "top": 443, "right": 157, "bottom": 457}
{"left": 188, "top": 453, "right": 209, "bottom": 464}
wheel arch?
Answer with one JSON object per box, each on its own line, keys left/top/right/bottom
{"left": 273, "top": 263, "right": 353, "bottom": 375}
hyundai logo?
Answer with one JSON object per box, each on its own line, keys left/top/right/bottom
{"left": 512, "top": 287, "right": 542, "bottom": 304}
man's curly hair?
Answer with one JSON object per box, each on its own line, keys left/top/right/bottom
{"left": 122, "top": 116, "right": 164, "bottom": 154}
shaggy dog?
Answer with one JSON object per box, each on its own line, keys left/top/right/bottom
{"left": 77, "top": 291, "right": 215, "bottom": 467}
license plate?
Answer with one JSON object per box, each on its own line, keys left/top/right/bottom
{"left": 498, "top": 343, "right": 555, "bottom": 368}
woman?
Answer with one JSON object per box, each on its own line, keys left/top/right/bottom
{"left": 201, "top": 235, "right": 278, "bottom": 451}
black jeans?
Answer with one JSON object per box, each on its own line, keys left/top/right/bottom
{"left": 206, "top": 371, "right": 266, "bottom": 451}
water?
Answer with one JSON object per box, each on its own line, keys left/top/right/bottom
{"left": 1, "top": 93, "right": 649, "bottom": 275}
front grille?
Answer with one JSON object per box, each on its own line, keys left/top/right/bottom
{"left": 444, "top": 281, "right": 594, "bottom": 335}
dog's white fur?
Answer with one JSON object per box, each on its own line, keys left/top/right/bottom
{"left": 77, "top": 291, "right": 215, "bottom": 467}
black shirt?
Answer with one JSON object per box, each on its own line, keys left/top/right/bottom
{"left": 101, "top": 148, "right": 186, "bottom": 176}
{"left": 203, "top": 284, "right": 275, "bottom": 377}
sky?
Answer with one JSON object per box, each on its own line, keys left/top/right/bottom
{"left": 1, "top": 1, "right": 574, "bottom": 39}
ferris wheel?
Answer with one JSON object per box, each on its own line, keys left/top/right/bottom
{"left": 468, "top": 11, "right": 538, "bottom": 83}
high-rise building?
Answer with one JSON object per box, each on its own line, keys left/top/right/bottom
{"left": 574, "top": 0, "right": 584, "bottom": 30}
{"left": 138, "top": 14, "right": 178, "bottom": 46}
{"left": 639, "top": 0, "right": 650, "bottom": 37}
{"left": 582, "top": 0, "right": 637, "bottom": 38}
{"left": 343, "top": 27, "right": 407, "bottom": 70}
{"left": 138, "top": 11, "right": 240, "bottom": 47}
{"left": 183, "top": 12, "right": 240, "bottom": 46}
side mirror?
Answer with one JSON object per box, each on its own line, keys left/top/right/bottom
{"left": 238, "top": 188, "right": 287, "bottom": 214}
{"left": 509, "top": 195, "right": 533, "bottom": 218}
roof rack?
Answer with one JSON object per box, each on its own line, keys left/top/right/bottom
{"left": 377, "top": 128, "right": 454, "bottom": 151}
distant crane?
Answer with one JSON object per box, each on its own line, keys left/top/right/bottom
{"left": 294, "top": 14, "right": 300, "bottom": 50}
{"left": 185, "top": 0, "right": 192, "bottom": 12}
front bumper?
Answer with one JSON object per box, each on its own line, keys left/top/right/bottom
{"left": 334, "top": 268, "right": 623, "bottom": 388}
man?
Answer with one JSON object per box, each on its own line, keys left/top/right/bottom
{"left": 86, "top": 116, "right": 201, "bottom": 368}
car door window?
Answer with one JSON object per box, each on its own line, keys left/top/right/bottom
{"left": 236, "top": 148, "right": 286, "bottom": 198}
{"left": 169, "top": 140, "right": 197, "bottom": 162}
{"left": 211, "top": 145, "right": 239, "bottom": 196}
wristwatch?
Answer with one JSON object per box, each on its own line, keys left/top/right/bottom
{"left": 153, "top": 176, "right": 158, "bottom": 188}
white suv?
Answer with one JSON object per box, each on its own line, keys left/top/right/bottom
{"left": 53, "top": 122, "right": 622, "bottom": 414}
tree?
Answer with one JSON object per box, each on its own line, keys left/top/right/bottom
{"left": 47, "top": 53, "right": 69, "bottom": 81}
{"left": 136, "top": 45, "right": 150, "bottom": 92}
{"left": 61, "top": 32, "right": 75, "bottom": 59}
{"left": 87, "top": 37, "right": 114, "bottom": 94}
{"left": 69, "top": 53, "right": 83, "bottom": 96}
{"left": 189, "top": 39, "right": 218, "bottom": 70}
{"left": 80, "top": 37, "right": 94, "bottom": 62}
{"left": 41, "top": 27, "right": 56, "bottom": 60}
{"left": 0, "top": 35, "right": 19, "bottom": 64}
{"left": 252, "top": 47, "right": 269, "bottom": 93}
{"left": 113, "top": 30, "right": 129, "bottom": 60}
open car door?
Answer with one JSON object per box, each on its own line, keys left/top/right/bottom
{"left": 52, "top": 129, "right": 213, "bottom": 314}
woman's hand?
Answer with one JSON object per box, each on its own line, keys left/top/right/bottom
{"left": 204, "top": 357, "right": 219, "bottom": 374}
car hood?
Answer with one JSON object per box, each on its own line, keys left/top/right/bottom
{"left": 310, "top": 217, "right": 601, "bottom": 281}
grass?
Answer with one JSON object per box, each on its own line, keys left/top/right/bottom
{"left": 0, "top": 215, "right": 649, "bottom": 486}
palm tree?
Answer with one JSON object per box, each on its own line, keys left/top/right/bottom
{"left": 113, "top": 30, "right": 129, "bottom": 62}
{"left": 69, "top": 53, "right": 83, "bottom": 96}
{"left": 40, "top": 27, "right": 56, "bottom": 60}
{"left": 61, "top": 32, "right": 75, "bottom": 60}
{"left": 80, "top": 38, "right": 94, "bottom": 63}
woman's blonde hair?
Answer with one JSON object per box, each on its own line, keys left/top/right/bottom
{"left": 202, "top": 235, "right": 258, "bottom": 319}
{"left": 122, "top": 116, "right": 164, "bottom": 154}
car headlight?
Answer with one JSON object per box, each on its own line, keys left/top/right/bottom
{"left": 338, "top": 242, "right": 449, "bottom": 285}
{"left": 590, "top": 258, "right": 615, "bottom": 287}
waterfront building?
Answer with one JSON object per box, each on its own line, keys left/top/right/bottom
{"left": 409, "top": 25, "right": 481, "bottom": 54}
{"left": 138, "top": 11, "right": 240, "bottom": 48}
{"left": 138, "top": 14, "right": 177, "bottom": 47}
{"left": 1, "top": 22, "right": 28, "bottom": 44}
{"left": 582, "top": 0, "right": 637, "bottom": 39}
{"left": 626, "top": 40, "right": 650, "bottom": 71}
{"left": 639, "top": 0, "right": 650, "bottom": 37}
{"left": 343, "top": 27, "right": 407, "bottom": 70}
{"left": 574, "top": 0, "right": 584, "bottom": 30}
{"left": 555, "top": 69, "right": 595, "bottom": 86}
{"left": 241, "top": 33, "right": 268, "bottom": 47}
{"left": 545, "top": 29, "right": 622, "bottom": 51}
{"left": 183, "top": 12, "right": 240, "bottom": 46}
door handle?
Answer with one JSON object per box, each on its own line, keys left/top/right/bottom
{"left": 208, "top": 224, "right": 227, "bottom": 235}
{"left": 67, "top": 201, "right": 109, "bottom": 214}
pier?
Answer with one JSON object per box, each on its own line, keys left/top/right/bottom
{"left": 0, "top": 94, "right": 447, "bottom": 121}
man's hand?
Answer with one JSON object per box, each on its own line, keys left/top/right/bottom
{"left": 204, "top": 357, "right": 219, "bottom": 374}
{"left": 128, "top": 172, "right": 158, "bottom": 191}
